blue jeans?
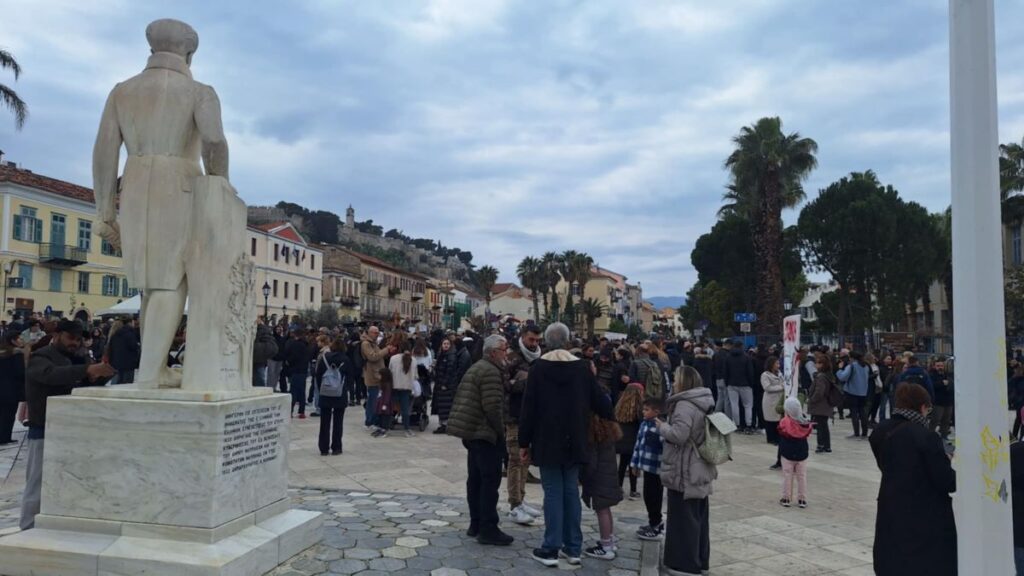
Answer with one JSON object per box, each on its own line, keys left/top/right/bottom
{"left": 289, "top": 373, "right": 307, "bottom": 415}
{"left": 252, "top": 366, "right": 268, "bottom": 387}
{"left": 394, "top": 390, "right": 412, "bottom": 431}
{"left": 539, "top": 464, "right": 583, "bottom": 556}
{"left": 365, "top": 387, "right": 380, "bottom": 427}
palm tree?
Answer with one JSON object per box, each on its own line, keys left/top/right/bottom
{"left": 569, "top": 252, "right": 594, "bottom": 327}
{"left": 477, "top": 265, "right": 499, "bottom": 321}
{"left": 559, "top": 250, "right": 579, "bottom": 326}
{"left": 541, "top": 252, "right": 562, "bottom": 321}
{"left": 516, "top": 256, "right": 542, "bottom": 324}
{"left": 724, "top": 116, "right": 818, "bottom": 336}
{"left": 1000, "top": 138, "right": 1024, "bottom": 201}
{"left": 1, "top": 49, "right": 28, "bottom": 129}
{"left": 579, "top": 297, "right": 609, "bottom": 337}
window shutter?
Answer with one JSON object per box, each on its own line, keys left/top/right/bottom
{"left": 13, "top": 215, "right": 22, "bottom": 240}
{"left": 34, "top": 218, "right": 42, "bottom": 243}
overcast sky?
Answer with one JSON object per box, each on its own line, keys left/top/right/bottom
{"left": 2, "top": 1, "right": 1023, "bottom": 297}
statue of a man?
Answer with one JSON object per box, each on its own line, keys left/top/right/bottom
{"left": 93, "top": 19, "right": 229, "bottom": 388}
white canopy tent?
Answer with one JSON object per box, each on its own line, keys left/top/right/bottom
{"left": 95, "top": 295, "right": 190, "bottom": 316}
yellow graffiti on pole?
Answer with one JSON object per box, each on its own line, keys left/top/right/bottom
{"left": 983, "top": 474, "right": 1004, "bottom": 503}
{"left": 980, "top": 426, "right": 1009, "bottom": 472}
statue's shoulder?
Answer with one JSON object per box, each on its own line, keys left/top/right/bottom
{"left": 192, "top": 81, "right": 220, "bottom": 103}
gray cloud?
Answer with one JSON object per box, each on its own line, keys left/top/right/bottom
{"left": 2, "top": 0, "right": 1023, "bottom": 297}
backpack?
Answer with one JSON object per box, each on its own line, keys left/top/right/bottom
{"left": 827, "top": 377, "right": 845, "bottom": 408}
{"left": 320, "top": 360, "right": 345, "bottom": 398}
{"left": 641, "top": 359, "right": 665, "bottom": 400}
{"left": 694, "top": 411, "right": 735, "bottom": 465}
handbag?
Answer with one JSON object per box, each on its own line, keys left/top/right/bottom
{"left": 413, "top": 379, "right": 423, "bottom": 398}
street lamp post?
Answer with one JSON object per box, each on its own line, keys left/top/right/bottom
{"left": 262, "top": 281, "right": 271, "bottom": 322}
{"left": 950, "top": 1, "right": 1014, "bottom": 573}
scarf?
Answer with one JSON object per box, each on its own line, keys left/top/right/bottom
{"left": 519, "top": 338, "right": 541, "bottom": 363}
{"left": 893, "top": 408, "right": 930, "bottom": 429}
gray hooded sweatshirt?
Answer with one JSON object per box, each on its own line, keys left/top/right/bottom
{"left": 659, "top": 387, "right": 718, "bottom": 499}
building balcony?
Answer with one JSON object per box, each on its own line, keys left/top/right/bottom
{"left": 366, "top": 281, "right": 382, "bottom": 293}
{"left": 39, "top": 244, "right": 87, "bottom": 267}
{"left": 388, "top": 286, "right": 402, "bottom": 297}
{"left": 411, "top": 290, "right": 425, "bottom": 301}
{"left": 340, "top": 297, "right": 359, "bottom": 307}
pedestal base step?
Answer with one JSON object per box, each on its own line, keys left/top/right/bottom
{"left": 0, "top": 509, "right": 322, "bottom": 576}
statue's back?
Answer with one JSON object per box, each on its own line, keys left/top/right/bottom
{"left": 113, "top": 65, "right": 202, "bottom": 162}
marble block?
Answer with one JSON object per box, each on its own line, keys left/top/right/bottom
{"left": 42, "top": 393, "right": 290, "bottom": 528}
{"left": 0, "top": 510, "right": 322, "bottom": 576}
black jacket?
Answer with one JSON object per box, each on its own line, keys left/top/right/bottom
{"left": 519, "top": 353, "right": 613, "bottom": 467}
{"left": 284, "top": 339, "right": 314, "bottom": 375}
{"left": 252, "top": 324, "right": 279, "bottom": 367}
{"left": 930, "top": 369, "right": 954, "bottom": 407}
{"left": 1012, "top": 442, "right": 1024, "bottom": 548}
{"left": 0, "top": 349, "right": 26, "bottom": 405}
{"left": 108, "top": 327, "right": 140, "bottom": 372}
{"left": 869, "top": 416, "right": 956, "bottom": 576}
{"left": 691, "top": 354, "right": 714, "bottom": 391}
{"left": 712, "top": 348, "right": 730, "bottom": 382}
{"left": 724, "top": 348, "right": 754, "bottom": 388}
{"left": 26, "top": 344, "right": 106, "bottom": 430}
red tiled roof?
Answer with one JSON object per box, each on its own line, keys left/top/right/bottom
{"left": 0, "top": 164, "right": 95, "bottom": 203}
{"left": 249, "top": 221, "right": 308, "bottom": 245}
{"left": 491, "top": 283, "right": 517, "bottom": 295}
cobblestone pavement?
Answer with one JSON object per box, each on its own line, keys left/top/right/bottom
{"left": 270, "top": 488, "right": 645, "bottom": 575}
{"left": 0, "top": 401, "right": 887, "bottom": 574}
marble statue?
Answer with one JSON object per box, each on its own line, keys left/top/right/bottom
{"left": 92, "top": 18, "right": 255, "bottom": 390}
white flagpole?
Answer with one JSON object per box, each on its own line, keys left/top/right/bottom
{"left": 949, "top": 1, "right": 1015, "bottom": 573}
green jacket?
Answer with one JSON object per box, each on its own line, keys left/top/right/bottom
{"left": 446, "top": 358, "right": 506, "bottom": 445}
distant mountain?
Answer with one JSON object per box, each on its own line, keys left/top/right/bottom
{"left": 647, "top": 296, "right": 686, "bottom": 310}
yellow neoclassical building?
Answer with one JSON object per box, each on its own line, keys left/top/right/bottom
{"left": 1, "top": 162, "right": 132, "bottom": 323}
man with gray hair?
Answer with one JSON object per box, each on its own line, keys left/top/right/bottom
{"left": 446, "top": 334, "right": 514, "bottom": 546}
{"left": 519, "top": 323, "right": 613, "bottom": 567}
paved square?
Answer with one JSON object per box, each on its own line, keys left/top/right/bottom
{"left": 0, "top": 412, "right": 882, "bottom": 574}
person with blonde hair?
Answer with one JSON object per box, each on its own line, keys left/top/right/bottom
{"left": 657, "top": 365, "right": 716, "bottom": 574}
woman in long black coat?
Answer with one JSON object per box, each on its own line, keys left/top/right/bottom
{"left": 869, "top": 382, "right": 956, "bottom": 576}
{"left": 431, "top": 339, "right": 459, "bottom": 433}
{"left": 0, "top": 332, "right": 26, "bottom": 444}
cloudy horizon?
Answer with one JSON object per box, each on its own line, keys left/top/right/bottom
{"left": 2, "top": 1, "right": 1023, "bottom": 297}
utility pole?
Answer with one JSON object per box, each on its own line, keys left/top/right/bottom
{"left": 949, "top": 1, "right": 1014, "bottom": 573}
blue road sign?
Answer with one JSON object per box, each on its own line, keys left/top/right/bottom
{"left": 734, "top": 312, "right": 757, "bottom": 323}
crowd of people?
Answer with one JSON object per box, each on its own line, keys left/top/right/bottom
{"left": 8, "top": 311, "right": 1024, "bottom": 575}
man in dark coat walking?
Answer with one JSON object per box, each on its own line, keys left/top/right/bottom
{"left": 108, "top": 318, "right": 140, "bottom": 384}
{"left": 519, "top": 323, "right": 613, "bottom": 567}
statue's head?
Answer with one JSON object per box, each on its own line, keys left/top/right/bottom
{"left": 146, "top": 19, "right": 199, "bottom": 65}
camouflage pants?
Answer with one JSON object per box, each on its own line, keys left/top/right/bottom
{"left": 505, "top": 423, "right": 527, "bottom": 508}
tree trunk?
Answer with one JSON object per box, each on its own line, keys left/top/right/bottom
{"left": 755, "top": 172, "right": 785, "bottom": 338}
{"left": 837, "top": 285, "right": 848, "bottom": 343}
{"left": 532, "top": 294, "right": 540, "bottom": 324}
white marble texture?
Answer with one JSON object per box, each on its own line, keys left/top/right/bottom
{"left": 0, "top": 510, "right": 321, "bottom": 576}
{"left": 41, "top": 394, "right": 289, "bottom": 528}
{"left": 73, "top": 384, "right": 273, "bottom": 402}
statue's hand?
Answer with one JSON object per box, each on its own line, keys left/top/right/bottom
{"left": 98, "top": 221, "right": 121, "bottom": 251}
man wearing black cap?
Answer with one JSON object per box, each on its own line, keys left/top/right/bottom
{"left": 20, "top": 319, "right": 115, "bottom": 530}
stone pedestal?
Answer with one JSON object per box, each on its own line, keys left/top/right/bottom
{"left": 0, "top": 386, "right": 322, "bottom": 576}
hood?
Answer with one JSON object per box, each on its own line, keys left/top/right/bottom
{"left": 779, "top": 416, "right": 813, "bottom": 439}
{"left": 256, "top": 324, "right": 272, "bottom": 338}
{"left": 541, "top": 349, "right": 580, "bottom": 362}
{"left": 729, "top": 348, "right": 744, "bottom": 358}
{"left": 694, "top": 353, "right": 711, "bottom": 361}
{"left": 667, "top": 387, "right": 715, "bottom": 413}
{"left": 905, "top": 366, "right": 927, "bottom": 375}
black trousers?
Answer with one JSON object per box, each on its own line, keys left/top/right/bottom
{"left": 813, "top": 415, "right": 831, "bottom": 450}
{"left": 642, "top": 471, "right": 663, "bottom": 527}
{"left": 318, "top": 396, "right": 346, "bottom": 454}
{"left": 464, "top": 439, "right": 502, "bottom": 536}
{"left": 617, "top": 453, "right": 637, "bottom": 493}
{"left": 846, "top": 393, "right": 869, "bottom": 437}
{"left": 0, "top": 402, "right": 17, "bottom": 443}
{"left": 753, "top": 385, "right": 764, "bottom": 428}
{"left": 664, "top": 490, "right": 709, "bottom": 574}
{"left": 764, "top": 421, "right": 780, "bottom": 445}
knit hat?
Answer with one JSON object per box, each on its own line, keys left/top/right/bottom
{"left": 784, "top": 397, "right": 808, "bottom": 424}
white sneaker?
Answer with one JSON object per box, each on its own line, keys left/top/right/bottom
{"left": 520, "top": 503, "right": 542, "bottom": 517}
{"left": 558, "top": 550, "right": 582, "bottom": 565}
{"left": 508, "top": 506, "right": 534, "bottom": 525}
